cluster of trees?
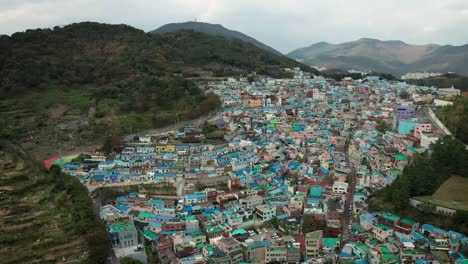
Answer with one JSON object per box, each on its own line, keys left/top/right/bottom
{"left": 436, "top": 96, "right": 468, "bottom": 144}
{"left": 382, "top": 136, "right": 468, "bottom": 210}
{"left": 322, "top": 70, "right": 362, "bottom": 81}
{"left": 321, "top": 69, "right": 397, "bottom": 81}
{"left": 407, "top": 73, "right": 468, "bottom": 91}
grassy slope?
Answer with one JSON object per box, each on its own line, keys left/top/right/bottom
{"left": 0, "top": 144, "right": 108, "bottom": 263}
{"left": 414, "top": 176, "right": 468, "bottom": 211}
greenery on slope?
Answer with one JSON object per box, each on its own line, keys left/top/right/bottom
{"left": 435, "top": 96, "right": 468, "bottom": 144}
{"left": 369, "top": 136, "right": 468, "bottom": 233}
{"left": 0, "top": 144, "right": 108, "bottom": 263}
{"left": 0, "top": 22, "right": 311, "bottom": 157}
{"left": 152, "top": 21, "right": 283, "bottom": 55}
{"left": 321, "top": 69, "right": 397, "bottom": 81}
{"left": 406, "top": 73, "right": 468, "bottom": 91}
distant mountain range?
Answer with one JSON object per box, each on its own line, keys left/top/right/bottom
{"left": 151, "top": 21, "right": 282, "bottom": 56}
{"left": 288, "top": 38, "right": 468, "bottom": 76}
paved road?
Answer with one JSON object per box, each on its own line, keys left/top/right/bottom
{"left": 340, "top": 130, "right": 356, "bottom": 247}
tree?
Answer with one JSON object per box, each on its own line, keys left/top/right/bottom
{"left": 375, "top": 118, "right": 392, "bottom": 133}
{"left": 391, "top": 175, "right": 410, "bottom": 210}
{"left": 399, "top": 91, "right": 410, "bottom": 99}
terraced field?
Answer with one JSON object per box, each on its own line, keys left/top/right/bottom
{"left": 0, "top": 144, "right": 108, "bottom": 263}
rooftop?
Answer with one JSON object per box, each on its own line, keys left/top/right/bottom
{"left": 108, "top": 221, "right": 136, "bottom": 233}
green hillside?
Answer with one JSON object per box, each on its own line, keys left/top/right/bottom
{"left": 415, "top": 176, "right": 468, "bottom": 211}
{"left": 0, "top": 22, "right": 310, "bottom": 157}
{"left": 407, "top": 73, "right": 468, "bottom": 91}
{"left": 0, "top": 143, "right": 108, "bottom": 263}
{"left": 152, "top": 21, "right": 283, "bottom": 55}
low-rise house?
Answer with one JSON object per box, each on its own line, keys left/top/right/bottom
{"left": 305, "top": 230, "right": 323, "bottom": 258}
{"left": 333, "top": 181, "right": 349, "bottom": 194}
{"left": 256, "top": 205, "right": 277, "bottom": 221}
{"left": 217, "top": 237, "right": 243, "bottom": 264}
{"left": 373, "top": 224, "right": 394, "bottom": 242}
{"left": 265, "top": 246, "right": 287, "bottom": 263}
{"left": 108, "top": 221, "right": 138, "bottom": 248}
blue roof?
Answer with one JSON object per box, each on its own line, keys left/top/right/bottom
{"left": 447, "top": 230, "right": 465, "bottom": 239}
{"left": 149, "top": 221, "right": 162, "bottom": 228}
{"left": 149, "top": 199, "right": 165, "bottom": 206}
{"left": 421, "top": 224, "right": 447, "bottom": 235}
{"left": 411, "top": 232, "right": 425, "bottom": 240}
{"left": 186, "top": 193, "right": 207, "bottom": 199}
{"left": 116, "top": 205, "right": 130, "bottom": 211}
{"left": 339, "top": 252, "right": 354, "bottom": 258}
{"left": 361, "top": 213, "right": 377, "bottom": 221}
{"left": 116, "top": 197, "right": 129, "bottom": 203}
{"left": 91, "top": 175, "right": 104, "bottom": 181}
{"left": 276, "top": 214, "right": 288, "bottom": 220}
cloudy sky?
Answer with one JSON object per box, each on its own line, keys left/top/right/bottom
{"left": 1, "top": 0, "right": 468, "bottom": 53}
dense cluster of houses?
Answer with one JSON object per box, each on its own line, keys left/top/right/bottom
{"left": 61, "top": 68, "right": 466, "bottom": 263}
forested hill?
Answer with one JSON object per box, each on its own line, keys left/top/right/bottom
{"left": 0, "top": 21, "right": 312, "bottom": 97}
{"left": 152, "top": 21, "right": 283, "bottom": 56}
{"left": 0, "top": 22, "right": 312, "bottom": 157}
{"left": 406, "top": 73, "right": 468, "bottom": 91}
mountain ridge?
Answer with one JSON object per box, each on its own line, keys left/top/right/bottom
{"left": 151, "top": 21, "right": 283, "bottom": 56}
{"left": 288, "top": 38, "right": 468, "bottom": 75}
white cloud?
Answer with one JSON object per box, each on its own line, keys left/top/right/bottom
{"left": 1, "top": 0, "right": 467, "bottom": 53}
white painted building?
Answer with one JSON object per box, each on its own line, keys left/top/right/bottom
{"left": 332, "top": 181, "right": 349, "bottom": 194}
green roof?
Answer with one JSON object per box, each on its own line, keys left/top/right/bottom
{"left": 393, "top": 154, "right": 408, "bottom": 161}
{"left": 197, "top": 243, "right": 205, "bottom": 249}
{"left": 380, "top": 246, "right": 390, "bottom": 253}
{"left": 323, "top": 238, "right": 339, "bottom": 247}
{"left": 352, "top": 224, "right": 366, "bottom": 233}
{"left": 382, "top": 253, "right": 399, "bottom": 263}
{"left": 206, "top": 226, "right": 224, "bottom": 233}
{"left": 356, "top": 243, "right": 370, "bottom": 253}
{"left": 231, "top": 229, "right": 247, "bottom": 235}
{"left": 144, "top": 229, "right": 159, "bottom": 240}
{"left": 139, "top": 211, "right": 151, "bottom": 218}
{"left": 382, "top": 212, "right": 399, "bottom": 221}
{"left": 270, "top": 247, "right": 285, "bottom": 252}
{"left": 191, "top": 231, "right": 205, "bottom": 238}
{"left": 399, "top": 218, "right": 416, "bottom": 225}
{"left": 109, "top": 221, "right": 136, "bottom": 233}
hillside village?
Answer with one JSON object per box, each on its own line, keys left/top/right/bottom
{"left": 56, "top": 68, "right": 467, "bottom": 264}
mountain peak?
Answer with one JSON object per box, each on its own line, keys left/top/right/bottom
{"left": 357, "top": 37, "right": 378, "bottom": 42}
{"left": 287, "top": 38, "right": 468, "bottom": 75}
{"left": 151, "top": 21, "right": 282, "bottom": 55}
